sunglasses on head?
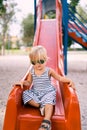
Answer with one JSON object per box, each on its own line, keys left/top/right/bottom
{"left": 31, "top": 59, "right": 45, "bottom": 65}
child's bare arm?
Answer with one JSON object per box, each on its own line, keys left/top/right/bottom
{"left": 23, "top": 72, "right": 32, "bottom": 87}
{"left": 15, "top": 72, "right": 32, "bottom": 89}
{"left": 59, "top": 76, "right": 75, "bottom": 90}
{"left": 49, "top": 68, "right": 75, "bottom": 90}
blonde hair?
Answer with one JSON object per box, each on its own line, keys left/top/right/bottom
{"left": 29, "top": 45, "right": 48, "bottom": 61}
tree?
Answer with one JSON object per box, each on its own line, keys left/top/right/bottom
{"left": 76, "top": 5, "right": 87, "bottom": 23}
{"left": 0, "top": 0, "right": 6, "bottom": 15}
{"left": 70, "top": 0, "right": 80, "bottom": 12}
{"left": 0, "top": 0, "right": 18, "bottom": 55}
{"left": 21, "top": 13, "right": 34, "bottom": 47}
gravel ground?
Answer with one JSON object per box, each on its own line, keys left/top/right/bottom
{"left": 0, "top": 51, "right": 87, "bottom": 130}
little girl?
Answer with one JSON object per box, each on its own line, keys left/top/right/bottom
{"left": 22, "top": 45, "right": 75, "bottom": 130}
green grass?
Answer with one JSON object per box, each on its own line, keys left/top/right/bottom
{"left": 5, "top": 49, "right": 30, "bottom": 55}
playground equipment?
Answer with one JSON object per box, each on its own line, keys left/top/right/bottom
{"left": 3, "top": 0, "right": 81, "bottom": 130}
{"left": 68, "top": 3, "right": 87, "bottom": 49}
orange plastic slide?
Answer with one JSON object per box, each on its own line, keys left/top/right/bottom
{"left": 3, "top": 0, "right": 81, "bottom": 130}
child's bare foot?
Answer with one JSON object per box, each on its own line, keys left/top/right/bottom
{"left": 40, "top": 106, "right": 45, "bottom": 116}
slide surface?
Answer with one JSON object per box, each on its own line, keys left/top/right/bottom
{"left": 35, "top": 19, "right": 59, "bottom": 71}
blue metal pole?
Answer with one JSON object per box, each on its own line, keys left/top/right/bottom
{"left": 61, "top": 0, "right": 68, "bottom": 75}
{"left": 34, "top": 0, "right": 37, "bottom": 33}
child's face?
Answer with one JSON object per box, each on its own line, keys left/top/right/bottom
{"left": 31, "top": 56, "right": 47, "bottom": 70}
{"left": 33, "top": 60, "right": 46, "bottom": 70}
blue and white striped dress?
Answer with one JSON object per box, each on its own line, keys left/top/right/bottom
{"left": 22, "top": 67, "right": 56, "bottom": 107}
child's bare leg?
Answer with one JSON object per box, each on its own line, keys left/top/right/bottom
{"left": 39, "top": 104, "right": 53, "bottom": 130}
{"left": 28, "top": 99, "right": 40, "bottom": 108}
{"left": 44, "top": 104, "right": 53, "bottom": 120}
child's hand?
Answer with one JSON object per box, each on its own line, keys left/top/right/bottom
{"left": 14, "top": 80, "right": 30, "bottom": 90}
{"left": 68, "top": 80, "right": 76, "bottom": 90}
{"left": 14, "top": 81, "right": 23, "bottom": 88}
